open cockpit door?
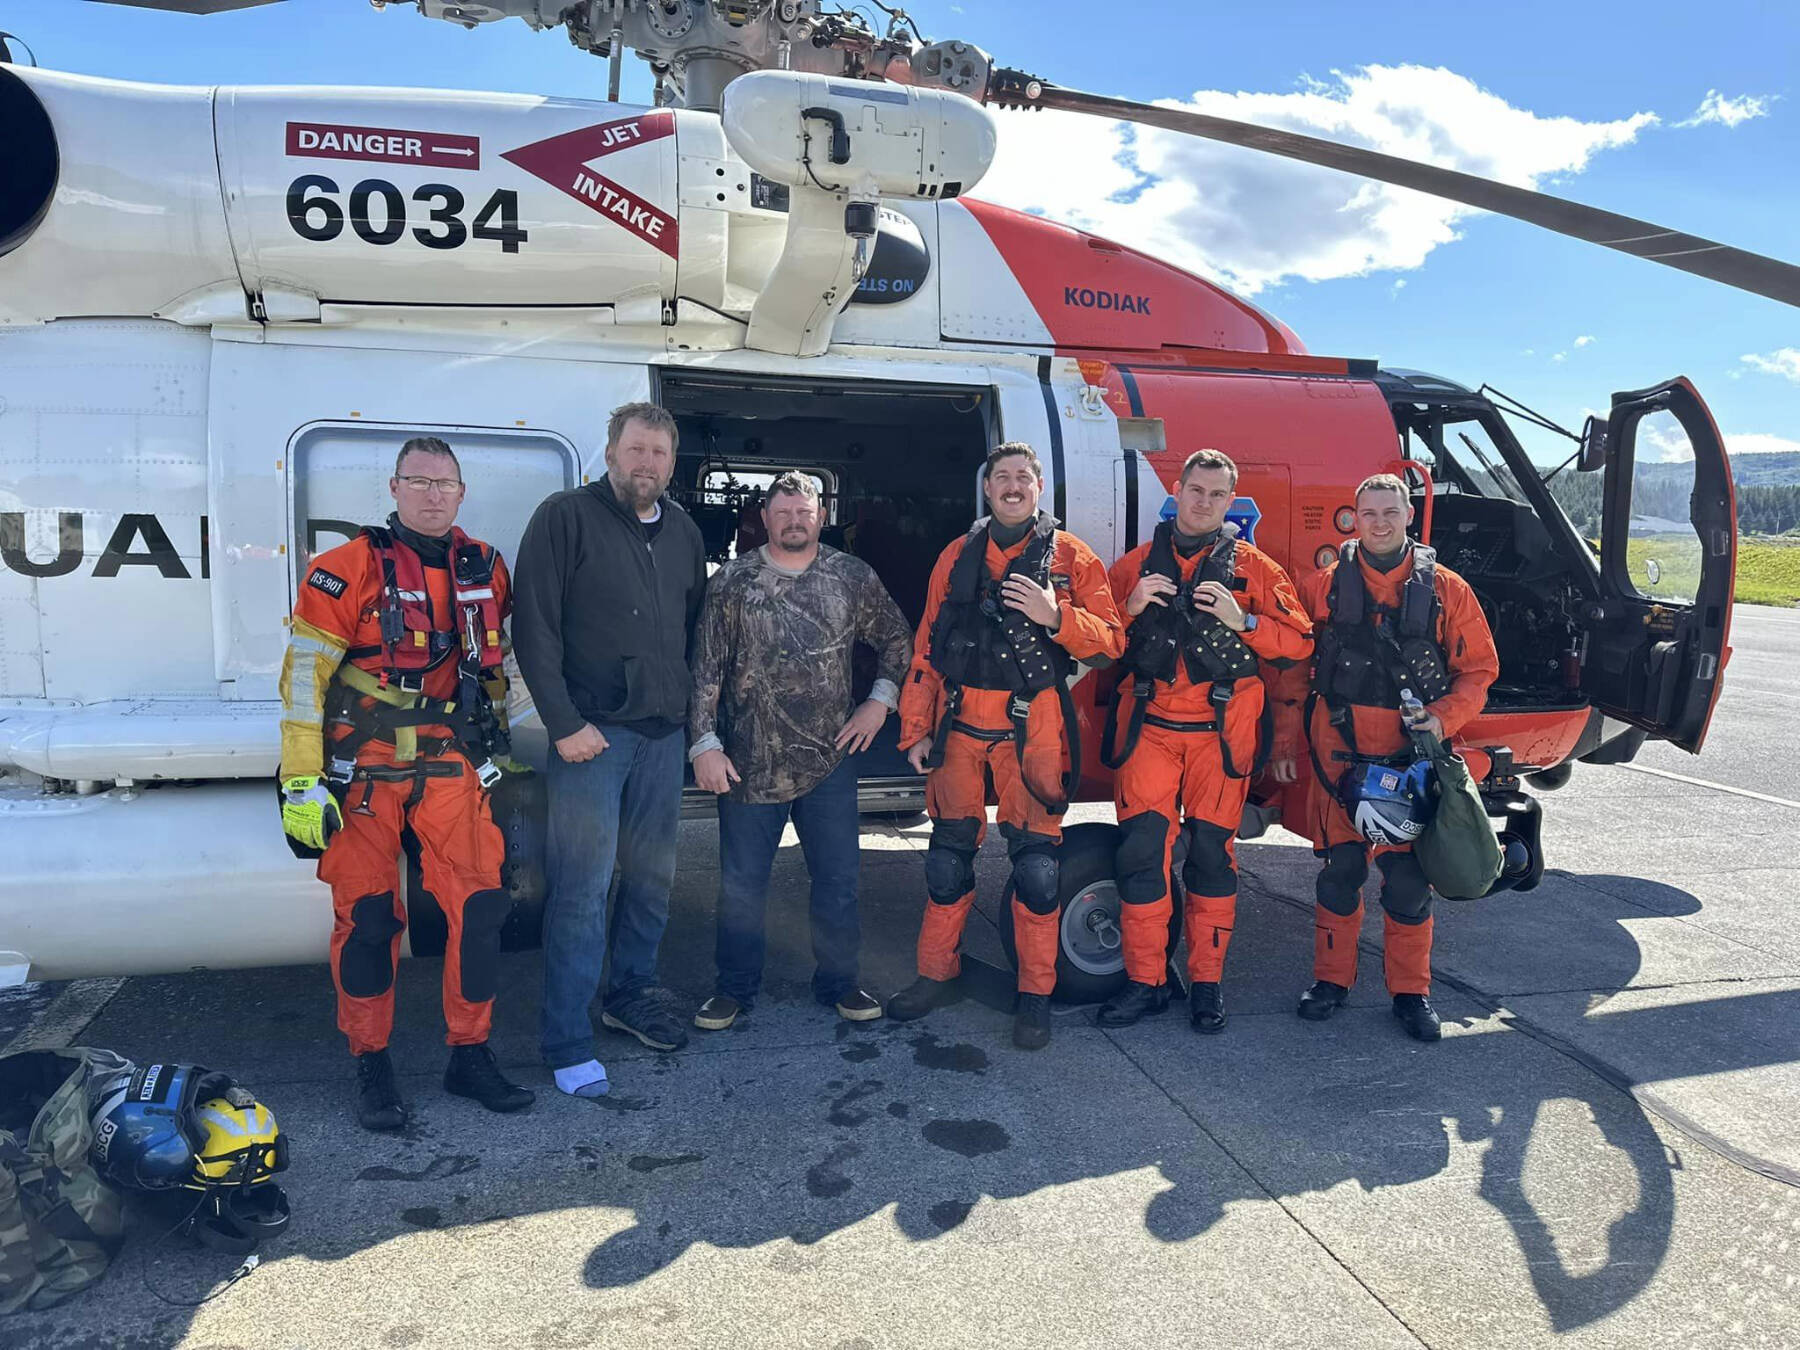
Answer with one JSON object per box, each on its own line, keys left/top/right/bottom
{"left": 1582, "top": 378, "right": 1736, "bottom": 752}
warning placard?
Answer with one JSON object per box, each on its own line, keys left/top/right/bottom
{"left": 286, "top": 122, "right": 481, "bottom": 171}
{"left": 501, "top": 113, "right": 679, "bottom": 258}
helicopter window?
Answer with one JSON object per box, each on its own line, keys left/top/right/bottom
{"left": 1405, "top": 414, "right": 1530, "bottom": 506}
{"left": 698, "top": 466, "right": 835, "bottom": 520}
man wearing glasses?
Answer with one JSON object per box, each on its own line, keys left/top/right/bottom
{"left": 278, "top": 436, "right": 534, "bottom": 1132}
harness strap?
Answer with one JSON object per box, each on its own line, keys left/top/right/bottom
{"left": 1100, "top": 675, "right": 1153, "bottom": 770}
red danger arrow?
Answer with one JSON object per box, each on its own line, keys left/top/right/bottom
{"left": 502, "top": 112, "right": 680, "bottom": 259}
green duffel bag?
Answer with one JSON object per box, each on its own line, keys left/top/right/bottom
{"left": 1412, "top": 734, "right": 1504, "bottom": 900}
{"left": 0, "top": 1047, "right": 130, "bottom": 1315}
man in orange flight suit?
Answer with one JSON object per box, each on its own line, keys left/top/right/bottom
{"left": 278, "top": 435, "right": 533, "bottom": 1130}
{"left": 885, "top": 442, "right": 1125, "bottom": 1050}
{"left": 1098, "top": 449, "right": 1313, "bottom": 1033}
{"left": 1270, "top": 472, "right": 1499, "bottom": 1041}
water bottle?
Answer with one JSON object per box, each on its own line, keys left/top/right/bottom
{"left": 1399, "top": 687, "right": 1427, "bottom": 728}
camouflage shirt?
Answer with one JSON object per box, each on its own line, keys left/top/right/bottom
{"left": 689, "top": 545, "right": 913, "bottom": 804}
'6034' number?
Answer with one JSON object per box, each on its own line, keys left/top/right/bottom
{"left": 285, "top": 175, "right": 529, "bottom": 253}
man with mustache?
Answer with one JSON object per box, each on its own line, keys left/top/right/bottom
{"left": 886, "top": 443, "right": 1125, "bottom": 1050}
{"left": 513, "top": 402, "right": 707, "bottom": 1098}
{"left": 687, "top": 471, "right": 914, "bottom": 1030}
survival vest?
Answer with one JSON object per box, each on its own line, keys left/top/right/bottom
{"left": 1306, "top": 541, "right": 1453, "bottom": 788}
{"left": 1102, "top": 523, "right": 1266, "bottom": 775}
{"left": 322, "top": 525, "right": 510, "bottom": 792}
{"left": 925, "top": 512, "right": 1082, "bottom": 812}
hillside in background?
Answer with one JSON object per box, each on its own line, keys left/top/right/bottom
{"left": 1546, "top": 452, "right": 1800, "bottom": 537}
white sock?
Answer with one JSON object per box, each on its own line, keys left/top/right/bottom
{"left": 553, "top": 1060, "right": 610, "bottom": 1098}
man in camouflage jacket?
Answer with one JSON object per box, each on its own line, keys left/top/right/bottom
{"left": 688, "top": 472, "right": 913, "bottom": 1029}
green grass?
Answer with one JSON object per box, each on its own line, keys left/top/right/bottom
{"left": 1736, "top": 537, "right": 1800, "bottom": 607}
{"left": 1616, "top": 536, "right": 1800, "bottom": 608}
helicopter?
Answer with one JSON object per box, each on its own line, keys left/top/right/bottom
{"left": 0, "top": 0, "right": 1782, "bottom": 999}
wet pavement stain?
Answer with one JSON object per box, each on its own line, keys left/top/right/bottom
{"left": 840, "top": 1042, "right": 880, "bottom": 1064}
{"left": 909, "top": 1034, "right": 988, "bottom": 1074}
{"left": 586, "top": 1092, "right": 656, "bottom": 1113}
{"left": 656, "top": 1221, "right": 672, "bottom": 1239}
{"left": 928, "top": 1198, "right": 974, "bottom": 1231}
{"left": 627, "top": 1152, "right": 706, "bottom": 1173}
{"left": 886, "top": 1101, "right": 911, "bottom": 1119}
{"left": 358, "top": 1154, "right": 480, "bottom": 1183}
{"left": 805, "top": 1142, "right": 862, "bottom": 1198}
{"left": 399, "top": 1206, "right": 444, "bottom": 1229}
{"left": 828, "top": 1080, "right": 886, "bottom": 1128}
{"left": 921, "top": 1119, "right": 1011, "bottom": 1158}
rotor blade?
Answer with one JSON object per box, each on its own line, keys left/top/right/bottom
{"left": 82, "top": 1, "right": 284, "bottom": 13}
{"left": 994, "top": 78, "right": 1800, "bottom": 309}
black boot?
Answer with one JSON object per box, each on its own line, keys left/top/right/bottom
{"left": 1392, "top": 994, "right": 1442, "bottom": 1042}
{"left": 355, "top": 1049, "right": 407, "bottom": 1133}
{"left": 1297, "top": 981, "right": 1350, "bottom": 1022}
{"left": 1013, "top": 993, "right": 1052, "bottom": 1050}
{"left": 444, "top": 1043, "right": 535, "bottom": 1113}
{"left": 1188, "top": 982, "right": 1227, "bottom": 1034}
{"left": 1095, "top": 980, "right": 1172, "bottom": 1028}
{"left": 886, "top": 975, "right": 962, "bottom": 1022}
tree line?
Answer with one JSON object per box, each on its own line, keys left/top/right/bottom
{"left": 1545, "top": 472, "right": 1800, "bottom": 537}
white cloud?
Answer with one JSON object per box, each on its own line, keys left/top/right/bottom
{"left": 977, "top": 64, "right": 1656, "bottom": 293}
{"left": 1551, "top": 352, "right": 1566, "bottom": 362}
{"left": 1677, "top": 90, "right": 1775, "bottom": 129}
{"left": 1742, "top": 349, "right": 1800, "bottom": 383}
{"left": 1729, "top": 432, "right": 1800, "bottom": 457}
{"left": 1641, "top": 424, "right": 1799, "bottom": 464}
{"left": 1572, "top": 335, "right": 1595, "bottom": 348}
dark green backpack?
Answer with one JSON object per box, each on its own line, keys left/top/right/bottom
{"left": 1412, "top": 735, "right": 1505, "bottom": 900}
{"left": 0, "top": 1047, "right": 129, "bottom": 1314}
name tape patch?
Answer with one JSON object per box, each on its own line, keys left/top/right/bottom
{"left": 308, "top": 567, "right": 348, "bottom": 598}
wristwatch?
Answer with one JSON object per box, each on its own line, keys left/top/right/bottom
{"left": 1240, "top": 614, "right": 1259, "bottom": 634}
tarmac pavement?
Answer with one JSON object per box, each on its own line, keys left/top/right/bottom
{"left": 6, "top": 606, "right": 1800, "bottom": 1348}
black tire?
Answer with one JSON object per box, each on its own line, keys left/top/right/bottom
{"left": 998, "top": 822, "right": 1184, "bottom": 1005}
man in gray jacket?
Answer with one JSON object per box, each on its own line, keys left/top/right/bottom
{"left": 513, "top": 402, "right": 705, "bottom": 1098}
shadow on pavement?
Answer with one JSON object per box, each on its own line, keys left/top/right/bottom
{"left": 11, "top": 833, "right": 1791, "bottom": 1345}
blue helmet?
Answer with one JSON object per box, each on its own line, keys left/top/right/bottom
{"left": 1337, "top": 759, "right": 1436, "bottom": 847}
{"left": 88, "top": 1060, "right": 291, "bottom": 1253}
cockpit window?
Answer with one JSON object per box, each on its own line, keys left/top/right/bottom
{"left": 1402, "top": 413, "right": 1529, "bottom": 505}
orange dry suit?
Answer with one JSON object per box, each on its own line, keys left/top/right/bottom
{"left": 1105, "top": 523, "right": 1312, "bottom": 988}
{"left": 1272, "top": 541, "right": 1498, "bottom": 996}
{"left": 279, "top": 519, "right": 514, "bottom": 1056}
{"left": 898, "top": 513, "right": 1124, "bottom": 996}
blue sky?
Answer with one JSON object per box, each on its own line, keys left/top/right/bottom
{"left": 8, "top": 0, "right": 1796, "bottom": 465}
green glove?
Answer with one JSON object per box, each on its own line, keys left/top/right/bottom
{"left": 281, "top": 776, "right": 343, "bottom": 851}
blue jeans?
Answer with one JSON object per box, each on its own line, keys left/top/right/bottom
{"left": 539, "top": 725, "right": 684, "bottom": 1069}
{"left": 714, "top": 755, "right": 861, "bottom": 1007}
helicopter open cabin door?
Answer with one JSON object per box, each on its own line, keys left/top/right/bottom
{"left": 1582, "top": 377, "right": 1737, "bottom": 753}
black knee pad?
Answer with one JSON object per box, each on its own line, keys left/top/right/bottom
{"left": 1376, "top": 852, "right": 1432, "bottom": 923}
{"left": 458, "top": 888, "right": 511, "bottom": 1003}
{"left": 339, "top": 892, "right": 404, "bottom": 998}
{"left": 1115, "top": 811, "right": 1171, "bottom": 906}
{"left": 1180, "top": 820, "right": 1238, "bottom": 898}
{"left": 1010, "top": 848, "right": 1061, "bottom": 916}
{"left": 1315, "top": 843, "right": 1368, "bottom": 918}
{"left": 924, "top": 816, "right": 981, "bottom": 904}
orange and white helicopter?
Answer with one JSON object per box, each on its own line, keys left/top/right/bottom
{"left": 1, "top": 0, "right": 1786, "bottom": 997}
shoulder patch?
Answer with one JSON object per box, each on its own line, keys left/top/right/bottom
{"left": 307, "top": 566, "right": 349, "bottom": 599}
